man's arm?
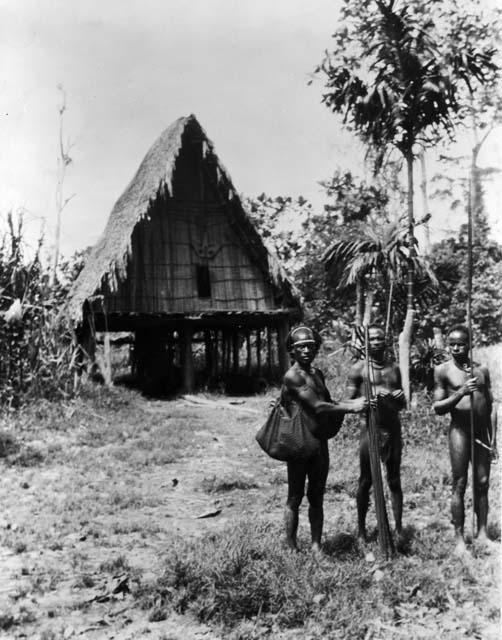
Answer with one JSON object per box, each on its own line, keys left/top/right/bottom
{"left": 334, "top": 361, "right": 368, "bottom": 413}
{"left": 346, "top": 362, "right": 363, "bottom": 400}
{"left": 284, "top": 369, "right": 366, "bottom": 416}
{"left": 315, "top": 368, "right": 333, "bottom": 403}
{"left": 484, "top": 366, "right": 498, "bottom": 456}
{"left": 432, "top": 365, "right": 477, "bottom": 415}
{"left": 378, "top": 364, "right": 406, "bottom": 410}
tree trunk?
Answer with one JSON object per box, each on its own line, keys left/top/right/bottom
{"left": 399, "top": 309, "right": 413, "bottom": 407}
{"left": 468, "top": 90, "right": 492, "bottom": 243}
{"left": 355, "top": 278, "right": 363, "bottom": 326}
{"left": 419, "top": 150, "right": 431, "bottom": 253}
{"left": 399, "top": 152, "right": 415, "bottom": 405}
{"left": 52, "top": 87, "right": 75, "bottom": 287}
{"left": 385, "top": 277, "right": 394, "bottom": 336}
{"left": 363, "top": 288, "right": 374, "bottom": 326}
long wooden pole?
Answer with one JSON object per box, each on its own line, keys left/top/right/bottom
{"left": 466, "top": 176, "right": 476, "bottom": 542}
{"left": 364, "top": 326, "right": 395, "bottom": 559}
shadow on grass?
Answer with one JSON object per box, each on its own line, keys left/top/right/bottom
{"left": 323, "top": 532, "right": 361, "bottom": 559}
{"left": 396, "top": 524, "right": 416, "bottom": 555}
{"left": 487, "top": 521, "right": 500, "bottom": 541}
{"left": 327, "top": 525, "right": 421, "bottom": 557}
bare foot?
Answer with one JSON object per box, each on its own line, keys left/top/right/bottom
{"left": 475, "top": 531, "right": 497, "bottom": 551}
{"left": 311, "top": 542, "right": 324, "bottom": 556}
{"left": 454, "top": 538, "right": 467, "bottom": 557}
{"left": 357, "top": 529, "right": 368, "bottom": 543}
{"left": 395, "top": 530, "right": 405, "bottom": 550}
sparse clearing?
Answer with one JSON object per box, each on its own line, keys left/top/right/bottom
{"left": 0, "top": 381, "right": 500, "bottom": 639}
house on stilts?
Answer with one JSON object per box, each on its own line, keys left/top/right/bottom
{"left": 66, "top": 114, "right": 301, "bottom": 394}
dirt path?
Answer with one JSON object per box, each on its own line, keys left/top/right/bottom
{"left": 0, "top": 394, "right": 283, "bottom": 639}
{"left": 0, "top": 391, "right": 500, "bottom": 639}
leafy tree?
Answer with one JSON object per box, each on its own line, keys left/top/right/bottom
{"left": 425, "top": 225, "right": 502, "bottom": 346}
{"left": 435, "top": 0, "right": 501, "bottom": 219}
{"left": 315, "top": 0, "right": 496, "bottom": 400}
{"left": 244, "top": 194, "right": 311, "bottom": 273}
{"left": 247, "top": 171, "right": 397, "bottom": 332}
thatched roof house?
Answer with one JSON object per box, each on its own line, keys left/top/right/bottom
{"left": 68, "top": 114, "right": 300, "bottom": 392}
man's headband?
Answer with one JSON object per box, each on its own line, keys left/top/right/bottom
{"left": 290, "top": 326, "right": 316, "bottom": 345}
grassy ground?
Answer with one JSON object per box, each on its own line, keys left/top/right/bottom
{"left": 0, "top": 350, "right": 500, "bottom": 639}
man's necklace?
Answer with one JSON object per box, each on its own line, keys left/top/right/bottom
{"left": 452, "top": 359, "right": 471, "bottom": 373}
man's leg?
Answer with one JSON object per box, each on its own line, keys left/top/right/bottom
{"left": 449, "top": 426, "right": 470, "bottom": 553}
{"left": 306, "top": 442, "right": 329, "bottom": 552}
{"left": 285, "top": 460, "right": 306, "bottom": 550}
{"left": 474, "top": 444, "right": 491, "bottom": 541}
{"left": 385, "top": 433, "right": 403, "bottom": 536}
{"left": 357, "top": 430, "right": 372, "bottom": 540}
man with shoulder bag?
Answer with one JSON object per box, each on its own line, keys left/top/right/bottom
{"left": 279, "top": 326, "right": 367, "bottom": 553}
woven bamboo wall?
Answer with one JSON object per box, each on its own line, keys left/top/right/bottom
{"left": 101, "top": 138, "right": 277, "bottom": 314}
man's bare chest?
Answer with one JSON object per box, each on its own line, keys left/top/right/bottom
{"left": 446, "top": 364, "right": 486, "bottom": 394}
{"left": 363, "top": 364, "right": 399, "bottom": 390}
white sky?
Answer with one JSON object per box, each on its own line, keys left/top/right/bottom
{"left": 0, "top": 0, "right": 500, "bottom": 260}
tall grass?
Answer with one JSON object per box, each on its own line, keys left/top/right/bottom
{"left": 0, "top": 212, "right": 80, "bottom": 407}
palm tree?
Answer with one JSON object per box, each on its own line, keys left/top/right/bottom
{"left": 323, "top": 217, "right": 437, "bottom": 334}
{"left": 318, "top": 0, "right": 495, "bottom": 400}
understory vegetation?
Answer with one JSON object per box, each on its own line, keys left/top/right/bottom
{"left": 0, "top": 213, "right": 83, "bottom": 407}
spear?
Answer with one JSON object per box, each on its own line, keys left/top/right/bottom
{"left": 466, "top": 176, "right": 476, "bottom": 542}
{"left": 364, "top": 325, "right": 395, "bottom": 558}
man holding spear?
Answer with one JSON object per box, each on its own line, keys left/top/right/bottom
{"left": 347, "top": 324, "right": 406, "bottom": 546}
{"left": 433, "top": 325, "right": 498, "bottom": 555}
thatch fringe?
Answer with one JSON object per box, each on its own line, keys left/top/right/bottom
{"left": 66, "top": 114, "right": 298, "bottom": 324}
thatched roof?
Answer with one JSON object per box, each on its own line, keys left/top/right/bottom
{"left": 67, "top": 114, "right": 299, "bottom": 323}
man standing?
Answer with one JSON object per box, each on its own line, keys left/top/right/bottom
{"left": 433, "top": 325, "right": 497, "bottom": 554}
{"left": 282, "top": 326, "right": 367, "bottom": 553}
{"left": 346, "top": 325, "right": 406, "bottom": 542}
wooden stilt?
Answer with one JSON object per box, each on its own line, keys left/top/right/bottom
{"left": 221, "top": 331, "right": 228, "bottom": 377}
{"left": 209, "top": 330, "right": 218, "bottom": 380}
{"left": 78, "top": 315, "right": 97, "bottom": 378}
{"left": 204, "top": 330, "right": 212, "bottom": 375}
{"left": 102, "top": 332, "right": 112, "bottom": 386}
{"left": 256, "top": 328, "right": 262, "bottom": 376}
{"left": 232, "top": 331, "right": 239, "bottom": 374}
{"left": 267, "top": 326, "right": 273, "bottom": 378}
{"left": 277, "top": 319, "right": 289, "bottom": 376}
{"left": 180, "top": 324, "right": 195, "bottom": 393}
{"left": 246, "top": 330, "right": 252, "bottom": 376}
{"left": 225, "top": 331, "right": 232, "bottom": 374}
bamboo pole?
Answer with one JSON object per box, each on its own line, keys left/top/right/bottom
{"left": 364, "top": 326, "right": 395, "bottom": 559}
{"left": 466, "top": 176, "right": 476, "bottom": 542}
